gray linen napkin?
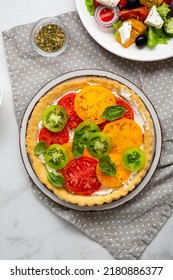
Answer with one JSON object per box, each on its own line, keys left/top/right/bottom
{"left": 2, "top": 11, "right": 173, "bottom": 260}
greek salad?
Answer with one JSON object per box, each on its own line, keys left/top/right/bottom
{"left": 85, "top": 0, "right": 173, "bottom": 48}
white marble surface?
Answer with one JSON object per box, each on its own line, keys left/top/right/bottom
{"left": 0, "top": 0, "right": 173, "bottom": 260}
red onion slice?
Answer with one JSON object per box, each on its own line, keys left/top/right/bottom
{"left": 95, "top": 5, "right": 120, "bottom": 28}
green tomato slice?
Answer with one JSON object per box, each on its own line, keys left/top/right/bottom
{"left": 122, "top": 147, "right": 146, "bottom": 172}
{"left": 87, "top": 132, "right": 112, "bottom": 159}
{"left": 42, "top": 105, "right": 68, "bottom": 132}
{"left": 72, "top": 121, "right": 100, "bottom": 158}
{"left": 75, "top": 121, "right": 100, "bottom": 144}
{"left": 45, "top": 144, "right": 69, "bottom": 170}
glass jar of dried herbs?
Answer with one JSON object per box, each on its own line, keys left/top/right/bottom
{"left": 31, "top": 18, "right": 69, "bottom": 57}
{"left": 35, "top": 24, "right": 66, "bottom": 53}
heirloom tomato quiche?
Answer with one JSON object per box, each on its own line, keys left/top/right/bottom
{"left": 26, "top": 76, "right": 154, "bottom": 206}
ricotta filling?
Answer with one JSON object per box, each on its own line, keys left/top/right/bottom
{"left": 38, "top": 87, "right": 149, "bottom": 196}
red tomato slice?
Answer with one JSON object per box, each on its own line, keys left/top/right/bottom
{"left": 99, "top": 98, "right": 134, "bottom": 130}
{"left": 58, "top": 92, "right": 75, "bottom": 111}
{"left": 58, "top": 93, "right": 82, "bottom": 129}
{"left": 94, "top": 0, "right": 100, "bottom": 8}
{"left": 163, "top": 0, "right": 172, "bottom": 4}
{"left": 100, "top": 8, "right": 114, "bottom": 22}
{"left": 63, "top": 157, "right": 101, "bottom": 196}
{"left": 119, "top": 7, "right": 148, "bottom": 22}
{"left": 39, "top": 127, "right": 69, "bottom": 146}
{"left": 98, "top": 120, "right": 110, "bottom": 131}
{"left": 118, "top": 0, "right": 127, "bottom": 9}
{"left": 115, "top": 98, "right": 134, "bottom": 120}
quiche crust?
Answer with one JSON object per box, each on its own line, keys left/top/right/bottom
{"left": 26, "top": 77, "right": 154, "bottom": 207}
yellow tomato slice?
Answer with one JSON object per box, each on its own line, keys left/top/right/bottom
{"left": 96, "top": 153, "right": 131, "bottom": 188}
{"left": 74, "top": 85, "right": 115, "bottom": 124}
{"left": 103, "top": 119, "right": 143, "bottom": 154}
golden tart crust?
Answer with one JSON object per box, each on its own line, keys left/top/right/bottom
{"left": 26, "top": 77, "right": 154, "bottom": 207}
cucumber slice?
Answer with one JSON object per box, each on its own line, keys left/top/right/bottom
{"left": 163, "top": 17, "right": 173, "bottom": 36}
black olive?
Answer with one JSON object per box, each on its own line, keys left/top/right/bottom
{"left": 135, "top": 34, "right": 148, "bottom": 47}
{"left": 125, "top": 0, "right": 140, "bottom": 9}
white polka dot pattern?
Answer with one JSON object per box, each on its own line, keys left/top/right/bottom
{"left": 2, "top": 11, "right": 173, "bottom": 260}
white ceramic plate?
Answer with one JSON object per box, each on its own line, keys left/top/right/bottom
{"left": 20, "top": 69, "right": 162, "bottom": 211}
{"left": 0, "top": 86, "right": 2, "bottom": 108}
{"left": 75, "top": 0, "right": 173, "bottom": 61}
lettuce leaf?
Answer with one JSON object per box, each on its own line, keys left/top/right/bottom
{"left": 157, "top": 3, "right": 171, "bottom": 20}
{"left": 147, "top": 26, "right": 169, "bottom": 47}
{"left": 85, "top": 0, "right": 95, "bottom": 16}
{"left": 113, "top": 20, "right": 123, "bottom": 38}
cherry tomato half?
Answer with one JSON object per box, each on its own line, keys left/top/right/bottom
{"left": 99, "top": 8, "right": 115, "bottom": 22}
{"left": 63, "top": 157, "right": 101, "bottom": 196}
{"left": 118, "top": 0, "right": 127, "bottom": 9}
{"left": 39, "top": 127, "right": 69, "bottom": 146}
{"left": 94, "top": 0, "right": 100, "bottom": 8}
{"left": 58, "top": 93, "right": 82, "bottom": 129}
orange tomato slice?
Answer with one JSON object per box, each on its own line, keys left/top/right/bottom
{"left": 103, "top": 119, "right": 143, "bottom": 154}
{"left": 82, "top": 147, "right": 95, "bottom": 159}
{"left": 74, "top": 85, "right": 115, "bottom": 124}
{"left": 96, "top": 153, "right": 131, "bottom": 188}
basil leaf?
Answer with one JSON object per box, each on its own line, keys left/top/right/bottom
{"left": 47, "top": 171, "right": 64, "bottom": 188}
{"left": 99, "top": 155, "right": 116, "bottom": 176}
{"left": 72, "top": 142, "right": 84, "bottom": 159}
{"left": 34, "top": 141, "right": 47, "bottom": 156}
{"left": 102, "top": 105, "right": 126, "bottom": 121}
{"left": 72, "top": 130, "right": 85, "bottom": 158}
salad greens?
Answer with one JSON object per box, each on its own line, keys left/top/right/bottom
{"left": 157, "top": 3, "right": 171, "bottom": 20}
{"left": 147, "top": 26, "right": 169, "bottom": 47}
{"left": 113, "top": 20, "right": 123, "bottom": 38}
{"left": 146, "top": 3, "right": 171, "bottom": 47}
{"left": 85, "top": 0, "right": 95, "bottom": 16}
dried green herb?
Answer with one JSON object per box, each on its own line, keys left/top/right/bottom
{"left": 35, "top": 24, "right": 66, "bottom": 53}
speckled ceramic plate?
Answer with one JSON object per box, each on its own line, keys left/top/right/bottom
{"left": 19, "top": 69, "right": 162, "bottom": 211}
{"left": 75, "top": 0, "right": 173, "bottom": 61}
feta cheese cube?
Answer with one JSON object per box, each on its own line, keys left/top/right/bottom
{"left": 144, "top": 5, "right": 164, "bottom": 29}
{"left": 97, "top": 0, "right": 120, "bottom": 8}
{"left": 118, "top": 21, "right": 132, "bottom": 44}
